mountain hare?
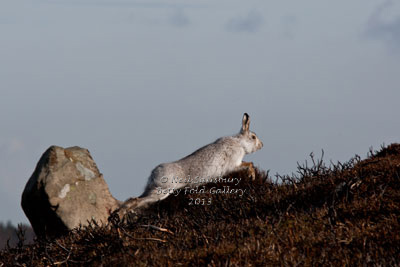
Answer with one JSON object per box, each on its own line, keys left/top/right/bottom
{"left": 115, "top": 113, "right": 263, "bottom": 219}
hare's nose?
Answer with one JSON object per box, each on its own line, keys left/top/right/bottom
{"left": 260, "top": 141, "right": 264, "bottom": 148}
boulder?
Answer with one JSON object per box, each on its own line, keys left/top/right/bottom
{"left": 21, "top": 146, "right": 121, "bottom": 237}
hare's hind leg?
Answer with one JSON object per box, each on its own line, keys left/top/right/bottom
{"left": 138, "top": 187, "right": 172, "bottom": 206}
{"left": 238, "top": 161, "right": 256, "bottom": 181}
{"left": 114, "top": 197, "right": 141, "bottom": 220}
{"left": 115, "top": 188, "right": 172, "bottom": 220}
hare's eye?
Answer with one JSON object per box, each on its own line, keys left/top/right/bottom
{"left": 252, "top": 135, "right": 256, "bottom": 140}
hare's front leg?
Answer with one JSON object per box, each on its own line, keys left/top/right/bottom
{"left": 239, "top": 161, "right": 256, "bottom": 181}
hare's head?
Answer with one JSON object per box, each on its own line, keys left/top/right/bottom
{"left": 238, "top": 113, "right": 263, "bottom": 154}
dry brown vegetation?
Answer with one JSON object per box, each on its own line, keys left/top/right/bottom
{"left": 1, "top": 144, "right": 400, "bottom": 266}
{"left": 0, "top": 223, "right": 34, "bottom": 250}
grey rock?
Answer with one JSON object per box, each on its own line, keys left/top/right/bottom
{"left": 21, "top": 146, "right": 121, "bottom": 237}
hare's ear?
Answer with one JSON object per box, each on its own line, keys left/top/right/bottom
{"left": 241, "top": 113, "right": 250, "bottom": 133}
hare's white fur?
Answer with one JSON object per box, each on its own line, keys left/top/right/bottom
{"left": 117, "top": 113, "right": 263, "bottom": 215}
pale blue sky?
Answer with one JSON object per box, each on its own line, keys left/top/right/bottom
{"left": 1, "top": 0, "right": 399, "bottom": 224}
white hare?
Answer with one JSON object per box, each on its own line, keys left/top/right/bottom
{"left": 115, "top": 113, "right": 263, "bottom": 218}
